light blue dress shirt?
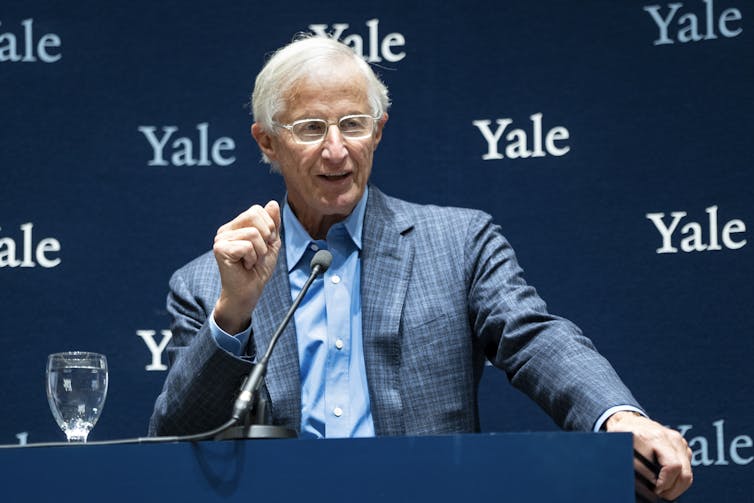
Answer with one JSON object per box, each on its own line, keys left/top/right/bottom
{"left": 210, "top": 188, "right": 375, "bottom": 439}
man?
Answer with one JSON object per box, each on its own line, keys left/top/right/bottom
{"left": 150, "top": 36, "right": 692, "bottom": 500}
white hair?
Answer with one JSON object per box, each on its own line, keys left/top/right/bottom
{"left": 251, "top": 35, "right": 391, "bottom": 165}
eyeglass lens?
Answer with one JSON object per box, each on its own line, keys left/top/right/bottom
{"left": 292, "top": 115, "right": 374, "bottom": 142}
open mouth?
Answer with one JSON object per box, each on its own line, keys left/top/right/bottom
{"left": 319, "top": 172, "right": 351, "bottom": 182}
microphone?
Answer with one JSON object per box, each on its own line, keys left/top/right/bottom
{"left": 229, "top": 249, "right": 332, "bottom": 424}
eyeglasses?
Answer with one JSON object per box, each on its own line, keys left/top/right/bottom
{"left": 274, "top": 114, "right": 379, "bottom": 144}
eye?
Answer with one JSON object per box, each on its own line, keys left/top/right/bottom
{"left": 300, "top": 121, "right": 326, "bottom": 133}
{"left": 340, "top": 116, "right": 370, "bottom": 133}
{"left": 293, "top": 120, "right": 327, "bottom": 139}
{"left": 340, "top": 119, "right": 360, "bottom": 130}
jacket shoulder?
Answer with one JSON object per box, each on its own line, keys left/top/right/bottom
{"left": 373, "top": 188, "right": 493, "bottom": 232}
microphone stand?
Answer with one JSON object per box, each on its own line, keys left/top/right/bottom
{"left": 214, "top": 250, "right": 332, "bottom": 440}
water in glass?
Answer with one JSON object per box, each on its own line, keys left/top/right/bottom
{"left": 46, "top": 352, "right": 108, "bottom": 442}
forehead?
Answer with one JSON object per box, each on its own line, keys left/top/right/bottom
{"left": 282, "top": 65, "right": 370, "bottom": 119}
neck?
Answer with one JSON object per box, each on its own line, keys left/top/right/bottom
{"left": 290, "top": 204, "right": 348, "bottom": 240}
{"left": 307, "top": 216, "right": 345, "bottom": 240}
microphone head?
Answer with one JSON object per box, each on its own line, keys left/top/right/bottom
{"left": 311, "top": 249, "right": 333, "bottom": 273}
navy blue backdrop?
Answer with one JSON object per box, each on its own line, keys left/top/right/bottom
{"left": 1, "top": 1, "right": 752, "bottom": 501}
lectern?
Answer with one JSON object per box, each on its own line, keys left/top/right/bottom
{"left": 0, "top": 432, "right": 634, "bottom": 502}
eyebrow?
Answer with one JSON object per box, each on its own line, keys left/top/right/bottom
{"left": 292, "top": 111, "right": 371, "bottom": 121}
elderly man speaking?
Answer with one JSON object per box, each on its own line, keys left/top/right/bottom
{"left": 150, "top": 36, "right": 692, "bottom": 501}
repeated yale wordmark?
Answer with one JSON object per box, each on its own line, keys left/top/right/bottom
{"left": 0, "top": 18, "right": 61, "bottom": 63}
{"left": 138, "top": 123, "right": 236, "bottom": 167}
{"left": 473, "top": 113, "right": 570, "bottom": 161}
{"left": 0, "top": 223, "right": 61, "bottom": 268}
{"left": 646, "top": 205, "right": 746, "bottom": 254}
{"left": 644, "top": 0, "right": 743, "bottom": 45}
{"left": 308, "top": 18, "right": 405, "bottom": 63}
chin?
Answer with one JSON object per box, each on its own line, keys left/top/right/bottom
{"left": 321, "top": 193, "right": 359, "bottom": 215}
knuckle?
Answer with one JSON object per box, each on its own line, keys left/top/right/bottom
{"left": 214, "top": 229, "right": 229, "bottom": 242}
{"left": 666, "top": 460, "right": 683, "bottom": 473}
{"left": 248, "top": 227, "right": 262, "bottom": 240}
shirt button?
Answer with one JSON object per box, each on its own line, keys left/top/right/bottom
{"left": 331, "top": 275, "right": 341, "bottom": 284}
{"left": 333, "top": 407, "right": 343, "bottom": 417}
{"left": 310, "top": 243, "right": 319, "bottom": 251}
{"left": 335, "top": 339, "right": 344, "bottom": 350}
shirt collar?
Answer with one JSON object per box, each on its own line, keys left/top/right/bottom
{"left": 283, "top": 186, "right": 368, "bottom": 272}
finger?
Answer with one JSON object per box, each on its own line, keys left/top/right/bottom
{"left": 214, "top": 239, "right": 256, "bottom": 265}
{"left": 654, "top": 433, "right": 693, "bottom": 500}
{"left": 635, "top": 475, "right": 659, "bottom": 503}
{"left": 264, "top": 200, "right": 281, "bottom": 228}
{"left": 655, "top": 463, "right": 681, "bottom": 500}
{"left": 242, "top": 228, "right": 271, "bottom": 269}
{"left": 246, "top": 203, "right": 276, "bottom": 236}
{"left": 264, "top": 200, "right": 281, "bottom": 243}
{"left": 216, "top": 229, "right": 273, "bottom": 271}
{"left": 217, "top": 204, "right": 276, "bottom": 240}
{"left": 633, "top": 452, "right": 659, "bottom": 488}
{"left": 655, "top": 458, "right": 693, "bottom": 501}
{"left": 215, "top": 227, "right": 268, "bottom": 250}
{"left": 241, "top": 253, "right": 257, "bottom": 271}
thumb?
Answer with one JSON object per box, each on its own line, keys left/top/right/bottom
{"left": 264, "top": 200, "right": 282, "bottom": 236}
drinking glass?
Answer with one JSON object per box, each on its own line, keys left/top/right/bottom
{"left": 46, "top": 352, "right": 108, "bottom": 442}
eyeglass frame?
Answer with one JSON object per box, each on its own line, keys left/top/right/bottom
{"left": 272, "top": 114, "right": 381, "bottom": 144}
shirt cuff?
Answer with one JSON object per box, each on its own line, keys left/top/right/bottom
{"left": 209, "top": 309, "right": 252, "bottom": 356}
{"left": 593, "top": 405, "right": 646, "bottom": 432}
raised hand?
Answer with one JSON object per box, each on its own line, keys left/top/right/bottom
{"left": 212, "top": 200, "right": 282, "bottom": 334}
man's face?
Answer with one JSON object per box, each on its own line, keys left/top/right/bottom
{"left": 252, "top": 65, "right": 386, "bottom": 237}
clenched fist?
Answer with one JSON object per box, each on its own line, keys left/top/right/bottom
{"left": 212, "top": 200, "right": 282, "bottom": 333}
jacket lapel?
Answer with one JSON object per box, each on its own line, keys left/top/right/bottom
{"left": 361, "top": 187, "right": 414, "bottom": 435}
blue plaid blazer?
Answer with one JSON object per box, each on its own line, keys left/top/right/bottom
{"left": 149, "top": 186, "right": 640, "bottom": 436}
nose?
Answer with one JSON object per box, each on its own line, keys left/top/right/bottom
{"left": 321, "top": 124, "right": 348, "bottom": 162}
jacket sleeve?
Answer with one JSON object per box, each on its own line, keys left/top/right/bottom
{"left": 465, "top": 211, "right": 643, "bottom": 431}
{"left": 148, "top": 257, "right": 254, "bottom": 436}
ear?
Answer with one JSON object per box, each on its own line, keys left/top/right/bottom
{"left": 373, "top": 112, "right": 388, "bottom": 148}
{"left": 251, "top": 123, "right": 278, "bottom": 162}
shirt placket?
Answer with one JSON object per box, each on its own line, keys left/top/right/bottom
{"left": 323, "top": 244, "right": 352, "bottom": 437}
